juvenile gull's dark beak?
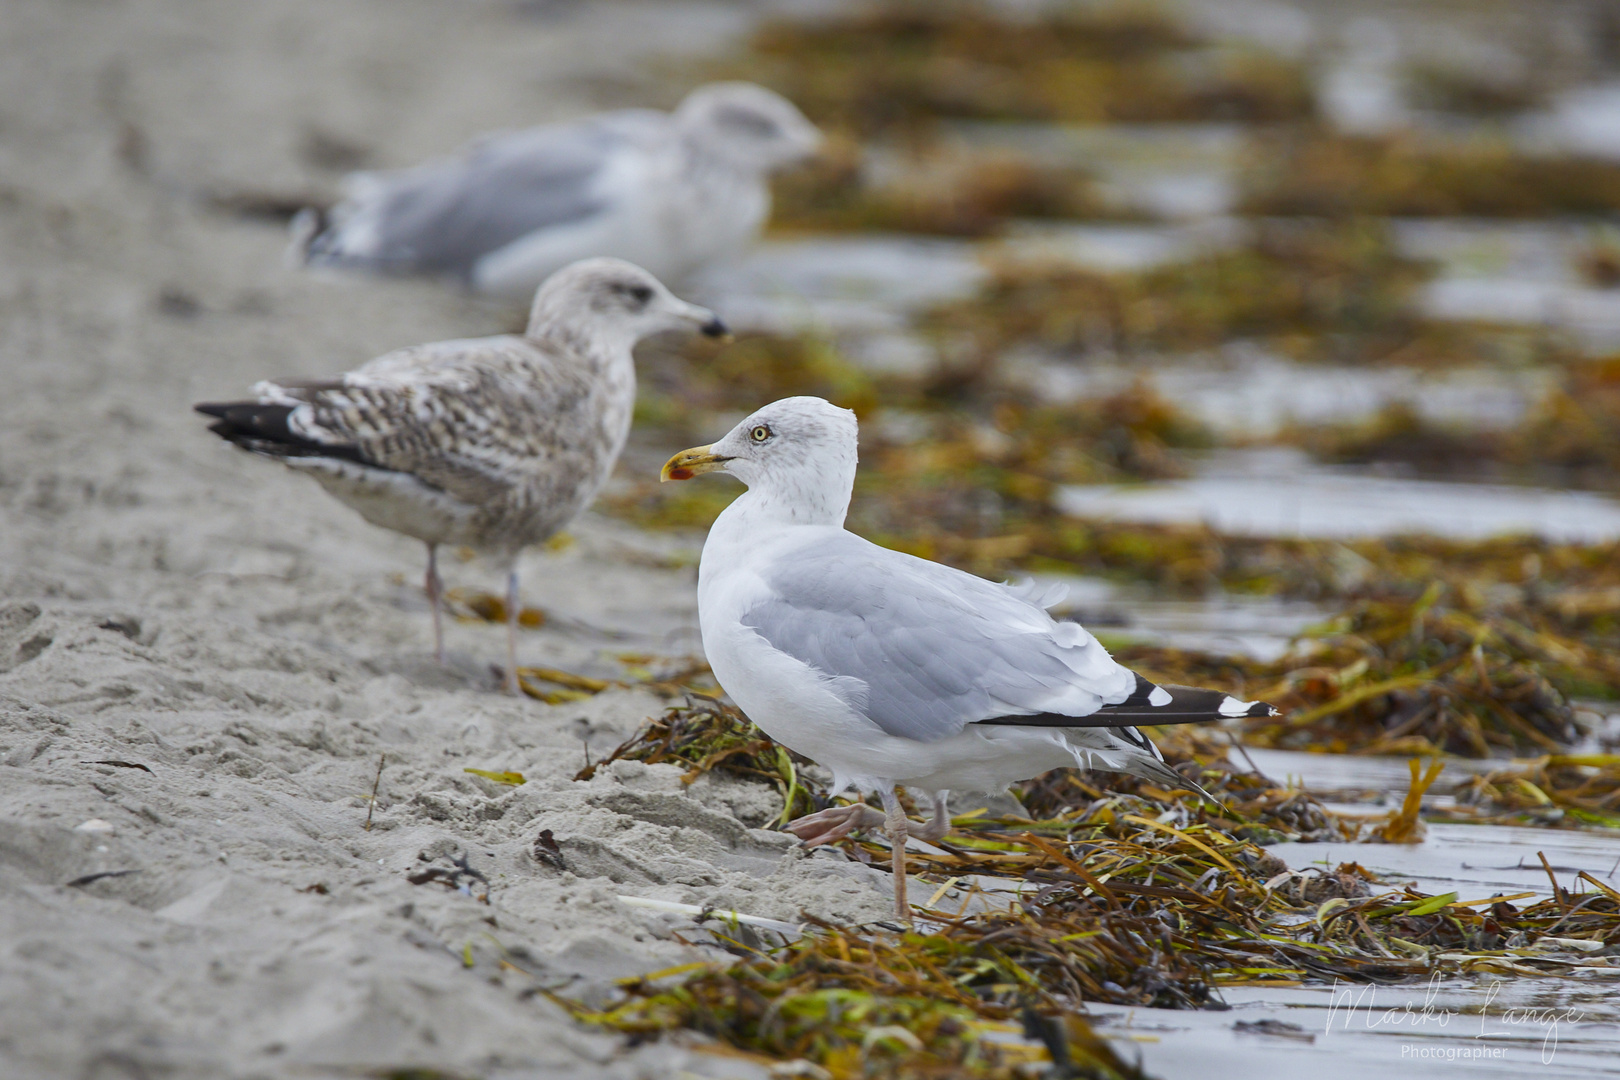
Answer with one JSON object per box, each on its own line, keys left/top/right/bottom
{"left": 699, "top": 316, "right": 730, "bottom": 339}
{"left": 661, "top": 444, "right": 731, "bottom": 482}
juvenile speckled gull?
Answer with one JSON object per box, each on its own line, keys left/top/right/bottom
{"left": 197, "top": 257, "right": 726, "bottom": 693}
{"left": 294, "top": 82, "right": 822, "bottom": 298}
{"left": 661, "top": 396, "right": 1275, "bottom": 920}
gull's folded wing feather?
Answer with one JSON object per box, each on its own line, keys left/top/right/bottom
{"left": 236, "top": 340, "right": 594, "bottom": 507}
{"left": 313, "top": 111, "right": 663, "bottom": 279}
{"left": 740, "top": 532, "right": 1139, "bottom": 743}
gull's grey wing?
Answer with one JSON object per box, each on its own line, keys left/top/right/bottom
{"left": 740, "top": 532, "right": 1136, "bottom": 743}
{"left": 318, "top": 111, "right": 662, "bottom": 279}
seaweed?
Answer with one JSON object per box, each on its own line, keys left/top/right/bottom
{"left": 771, "top": 139, "right": 1117, "bottom": 237}
{"left": 510, "top": 659, "right": 712, "bottom": 705}
{"left": 1013, "top": 727, "right": 1352, "bottom": 844}
{"left": 407, "top": 853, "right": 489, "bottom": 903}
{"left": 1506, "top": 359, "right": 1620, "bottom": 487}
{"left": 1112, "top": 584, "right": 1608, "bottom": 757}
{"left": 463, "top": 767, "right": 525, "bottom": 786}
{"left": 364, "top": 752, "right": 384, "bottom": 831}
{"left": 567, "top": 919, "right": 1151, "bottom": 1079}
{"left": 1286, "top": 359, "right": 1620, "bottom": 490}
{"left": 555, "top": 681, "right": 1620, "bottom": 1071}
{"left": 443, "top": 587, "right": 546, "bottom": 628}
{"left": 1447, "top": 754, "right": 1620, "bottom": 830}
{"left": 638, "top": 333, "right": 879, "bottom": 438}
{"left": 1374, "top": 758, "right": 1445, "bottom": 844}
{"left": 1291, "top": 401, "right": 1508, "bottom": 478}
{"left": 1579, "top": 239, "right": 1620, "bottom": 289}
{"left": 716, "top": 1, "right": 1311, "bottom": 137}
{"left": 1242, "top": 132, "right": 1620, "bottom": 218}
{"left": 1405, "top": 63, "right": 1544, "bottom": 117}
{"left": 576, "top": 697, "right": 822, "bottom": 823}
{"left": 591, "top": 682, "right": 1351, "bottom": 842}
{"left": 561, "top": 785, "right": 1620, "bottom": 1073}
{"left": 925, "top": 219, "right": 1500, "bottom": 366}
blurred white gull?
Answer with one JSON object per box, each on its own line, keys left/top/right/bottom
{"left": 293, "top": 82, "right": 822, "bottom": 298}
{"left": 197, "top": 258, "right": 726, "bottom": 693}
{"left": 661, "top": 396, "right": 1275, "bottom": 921}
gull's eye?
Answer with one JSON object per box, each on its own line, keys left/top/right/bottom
{"left": 613, "top": 282, "right": 654, "bottom": 306}
{"left": 716, "top": 106, "right": 780, "bottom": 139}
{"left": 750, "top": 424, "right": 772, "bottom": 443}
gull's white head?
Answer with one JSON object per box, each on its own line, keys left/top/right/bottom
{"left": 674, "top": 83, "right": 824, "bottom": 173}
{"left": 526, "top": 257, "right": 727, "bottom": 349}
{"left": 661, "top": 396, "right": 858, "bottom": 526}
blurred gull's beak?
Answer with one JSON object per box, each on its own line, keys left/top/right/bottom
{"left": 675, "top": 299, "right": 730, "bottom": 339}
{"left": 661, "top": 444, "right": 731, "bottom": 482}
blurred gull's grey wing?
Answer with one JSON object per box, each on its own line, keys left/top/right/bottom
{"left": 740, "top": 532, "right": 1135, "bottom": 743}
{"left": 321, "top": 111, "right": 662, "bottom": 279}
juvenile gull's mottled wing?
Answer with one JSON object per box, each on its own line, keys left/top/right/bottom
{"left": 311, "top": 111, "right": 662, "bottom": 280}
{"left": 740, "top": 530, "right": 1139, "bottom": 743}
{"left": 244, "top": 338, "right": 599, "bottom": 507}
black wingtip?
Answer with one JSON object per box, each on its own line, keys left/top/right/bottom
{"left": 193, "top": 399, "right": 367, "bottom": 464}
{"left": 1219, "top": 693, "right": 1280, "bottom": 719}
{"left": 973, "top": 682, "right": 1280, "bottom": 729}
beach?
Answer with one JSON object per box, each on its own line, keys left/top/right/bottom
{"left": 0, "top": 2, "right": 891, "bottom": 1076}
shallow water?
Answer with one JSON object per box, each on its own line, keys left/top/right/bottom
{"left": 1269, "top": 819, "right": 1620, "bottom": 905}
{"left": 993, "top": 217, "right": 1247, "bottom": 273}
{"left": 1089, "top": 974, "right": 1620, "bottom": 1079}
{"left": 1055, "top": 449, "right": 1620, "bottom": 542}
{"left": 1390, "top": 218, "right": 1620, "bottom": 350}
{"left": 1242, "top": 749, "right": 1521, "bottom": 795}
{"left": 1089, "top": 597, "right": 1324, "bottom": 662}
{"left": 1520, "top": 80, "right": 1620, "bottom": 160}
{"left": 945, "top": 120, "right": 1244, "bottom": 219}
{"left": 1096, "top": 744, "right": 1620, "bottom": 1078}
{"left": 1005, "top": 345, "right": 1551, "bottom": 437}
{"left": 693, "top": 235, "right": 986, "bottom": 336}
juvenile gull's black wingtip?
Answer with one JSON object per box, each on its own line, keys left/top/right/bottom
{"left": 193, "top": 400, "right": 368, "bottom": 465}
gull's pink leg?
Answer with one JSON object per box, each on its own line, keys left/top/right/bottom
{"left": 425, "top": 543, "right": 444, "bottom": 665}
{"left": 785, "top": 802, "right": 887, "bottom": 846}
{"left": 911, "top": 790, "right": 951, "bottom": 844}
{"left": 504, "top": 566, "right": 521, "bottom": 696}
{"left": 878, "top": 786, "right": 910, "bottom": 924}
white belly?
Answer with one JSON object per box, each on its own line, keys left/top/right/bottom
{"left": 290, "top": 457, "right": 480, "bottom": 547}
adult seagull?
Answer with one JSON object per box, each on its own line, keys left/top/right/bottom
{"left": 294, "top": 83, "right": 823, "bottom": 297}
{"left": 662, "top": 396, "right": 1276, "bottom": 920}
{"left": 197, "top": 258, "right": 726, "bottom": 693}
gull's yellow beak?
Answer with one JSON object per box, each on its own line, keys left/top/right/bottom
{"left": 661, "top": 444, "right": 731, "bottom": 482}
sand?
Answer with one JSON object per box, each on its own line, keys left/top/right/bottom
{"left": 0, "top": 2, "right": 898, "bottom": 1076}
